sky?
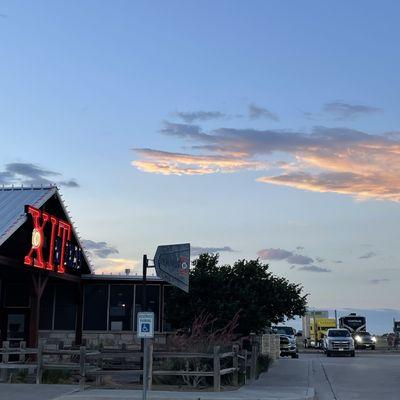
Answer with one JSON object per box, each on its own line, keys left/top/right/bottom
{"left": 1, "top": 1, "right": 400, "bottom": 333}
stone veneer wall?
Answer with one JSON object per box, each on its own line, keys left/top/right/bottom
{"left": 38, "top": 331, "right": 168, "bottom": 350}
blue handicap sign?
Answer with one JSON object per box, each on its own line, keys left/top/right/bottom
{"left": 141, "top": 323, "right": 150, "bottom": 333}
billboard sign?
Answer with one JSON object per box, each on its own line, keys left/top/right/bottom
{"left": 154, "top": 243, "right": 190, "bottom": 292}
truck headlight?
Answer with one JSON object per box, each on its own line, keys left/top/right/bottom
{"left": 355, "top": 335, "right": 362, "bottom": 343}
{"left": 372, "top": 337, "right": 377, "bottom": 343}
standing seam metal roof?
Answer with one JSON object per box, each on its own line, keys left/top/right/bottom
{"left": 0, "top": 186, "right": 57, "bottom": 246}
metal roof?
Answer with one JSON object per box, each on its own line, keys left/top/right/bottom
{"left": 0, "top": 186, "right": 57, "bottom": 246}
{"left": 0, "top": 185, "right": 92, "bottom": 273}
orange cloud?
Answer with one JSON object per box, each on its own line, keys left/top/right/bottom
{"left": 133, "top": 124, "right": 400, "bottom": 201}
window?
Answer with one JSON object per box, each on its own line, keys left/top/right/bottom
{"left": 135, "top": 285, "right": 160, "bottom": 331}
{"left": 54, "top": 285, "right": 76, "bottom": 330}
{"left": 39, "top": 285, "right": 54, "bottom": 330}
{"left": 83, "top": 284, "right": 108, "bottom": 331}
{"left": 109, "top": 285, "right": 133, "bottom": 331}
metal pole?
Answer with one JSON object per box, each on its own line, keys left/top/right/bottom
{"left": 141, "top": 255, "right": 148, "bottom": 395}
{"left": 142, "top": 337, "right": 148, "bottom": 400}
{"left": 142, "top": 255, "right": 148, "bottom": 312}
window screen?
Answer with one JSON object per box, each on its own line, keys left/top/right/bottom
{"left": 135, "top": 285, "right": 160, "bottom": 331}
{"left": 109, "top": 285, "right": 133, "bottom": 331}
{"left": 54, "top": 285, "right": 76, "bottom": 330}
{"left": 83, "top": 284, "right": 108, "bottom": 331}
{"left": 39, "top": 285, "right": 54, "bottom": 330}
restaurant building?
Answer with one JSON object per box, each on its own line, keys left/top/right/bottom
{"left": 0, "top": 186, "right": 171, "bottom": 349}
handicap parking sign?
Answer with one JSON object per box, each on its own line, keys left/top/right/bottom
{"left": 137, "top": 312, "right": 154, "bottom": 338}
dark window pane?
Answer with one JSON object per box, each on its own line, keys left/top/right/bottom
{"left": 83, "top": 284, "right": 108, "bottom": 331}
{"left": 109, "top": 285, "right": 133, "bottom": 331}
{"left": 163, "top": 285, "right": 173, "bottom": 332}
{"left": 39, "top": 285, "right": 54, "bottom": 330}
{"left": 135, "top": 285, "right": 160, "bottom": 331}
{"left": 5, "top": 283, "right": 30, "bottom": 307}
{"left": 54, "top": 285, "right": 76, "bottom": 330}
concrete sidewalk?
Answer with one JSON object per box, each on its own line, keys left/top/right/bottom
{"left": 53, "top": 358, "right": 314, "bottom": 400}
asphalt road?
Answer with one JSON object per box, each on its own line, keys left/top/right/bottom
{"left": 299, "top": 352, "right": 400, "bottom": 400}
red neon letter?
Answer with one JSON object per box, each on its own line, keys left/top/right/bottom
{"left": 24, "top": 206, "right": 49, "bottom": 269}
{"left": 57, "top": 220, "right": 71, "bottom": 273}
{"left": 46, "top": 216, "right": 58, "bottom": 271}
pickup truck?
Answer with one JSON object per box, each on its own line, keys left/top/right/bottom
{"left": 272, "top": 325, "right": 299, "bottom": 358}
{"left": 323, "top": 328, "right": 355, "bottom": 357}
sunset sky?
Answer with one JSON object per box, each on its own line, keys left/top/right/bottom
{"left": 1, "top": 1, "right": 400, "bottom": 330}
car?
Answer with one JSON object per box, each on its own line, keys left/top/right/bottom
{"left": 323, "top": 328, "right": 355, "bottom": 357}
{"left": 272, "top": 325, "right": 299, "bottom": 358}
{"left": 353, "top": 331, "right": 376, "bottom": 349}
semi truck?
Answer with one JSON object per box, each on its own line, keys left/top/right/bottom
{"left": 339, "top": 313, "right": 366, "bottom": 334}
{"left": 302, "top": 313, "right": 337, "bottom": 348}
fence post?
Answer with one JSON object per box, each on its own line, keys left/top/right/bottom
{"left": 20, "top": 341, "right": 26, "bottom": 363}
{"left": 36, "top": 342, "right": 43, "bottom": 384}
{"left": 79, "top": 346, "right": 86, "bottom": 391}
{"left": 232, "top": 345, "right": 239, "bottom": 386}
{"left": 243, "top": 349, "right": 248, "bottom": 385}
{"left": 1, "top": 341, "right": 9, "bottom": 382}
{"left": 250, "top": 344, "right": 257, "bottom": 381}
{"left": 213, "top": 346, "right": 221, "bottom": 392}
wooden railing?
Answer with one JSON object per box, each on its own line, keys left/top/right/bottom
{"left": 0, "top": 341, "right": 260, "bottom": 392}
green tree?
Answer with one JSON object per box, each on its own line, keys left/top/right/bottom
{"left": 165, "top": 253, "right": 308, "bottom": 335}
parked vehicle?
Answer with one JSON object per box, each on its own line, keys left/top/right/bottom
{"left": 323, "top": 328, "right": 355, "bottom": 357}
{"left": 272, "top": 325, "right": 299, "bottom": 358}
{"left": 302, "top": 315, "right": 336, "bottom": 348}
{"left": 353, "top": 331, "right": 376, "bottom": 349}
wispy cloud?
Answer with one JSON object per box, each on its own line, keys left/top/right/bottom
{"left": 323, "top": 102, "right": 382, "bottom": 120}
{"left": 287, "top": 254, "right": 314, "bottom": 265}
{"left": 359, "top": 251, "right": 376, "bottom": 260}
{"left": 82, "top": 239, "right": 119, "bottom": 259}
{"left": 191, "top": 246, "right": 236, "bottom": 256}
{"left": 298, "top": 265, "right": 331, "bottom": 273}
{"left": 0, "top": 162, "right": 80, "bottom": 188}
{"left": 248, "top": 103, "right": 279, "bottom": 121}
{"left": 174, "top": 110, "right": 226, "bottom": 123}
{"left": 369, "top": 278, "right": 389, "bottom": 285}
{"left": 133, "top": 112, "right": 400, "bottom": 201}
{"left": 257, "top": 248, "right": 293, "bottom": 261}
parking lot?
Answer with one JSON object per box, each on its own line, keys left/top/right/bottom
{"left": 286, "top": 351, "right": 400, "bottom": 400}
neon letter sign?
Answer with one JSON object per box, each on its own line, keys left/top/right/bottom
{"left": 24, "top": 205, "right": 79, "bottom": 274}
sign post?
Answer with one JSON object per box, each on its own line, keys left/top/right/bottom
{"left": 137, "top": 312, "right": 154, "bottom": 400}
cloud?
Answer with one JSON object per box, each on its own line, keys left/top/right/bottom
{"left": 297, "top": 265, "right": 331, "bottom": 273}
{"left": 258, "top": 247, "right": 317, "bottom": 266}
{"left": 0, "top": 162, "right": 79, "bottom": 188}
{"left": 332, "top": 260, "right": 343, "bottom": 264}
{"left": 287, "top": 254, "right": 314, "bottom": 265}
{"left": 296, "top": 246, "right": 304, "bottom": 250}
{"left": 174, "top": 111, "right": 226, "bottom": 123}
{"left": 82, "top": 239, "right": 119, "bottom": 259}
{"left": 316, "top": 257, "right": 325, "bottom": 263}
{"left": 257, "top": 248, "right": 293, "bottom": 260}
{"left": 248, "top": 103, "right": 279, "bottom": 121}
{"left": 133, "top": 116, "right": 400, "bottom": 201}
{"left": 323, "top": 102, "right": 382, "bottom": 120}
{"left": 93, "top": 257, "right": 140, "bottom": 274}
{"left": 191, "top": 246, "right": 236, "bottom": 256}
{"left": 359, "top": 251, "right": 376, "bottom": 260}
{"left": 133, "top": 148, "right": 266, "bottom": 175}
{"left": 369, "top": 278, "right": 389, "bottom": 285}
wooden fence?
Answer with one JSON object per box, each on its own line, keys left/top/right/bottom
{"left": 0, "top": 341, "right": 260, "bottom": 392}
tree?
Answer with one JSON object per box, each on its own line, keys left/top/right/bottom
{"left": 165, "top": 253, "right": 308, "bottom": 335}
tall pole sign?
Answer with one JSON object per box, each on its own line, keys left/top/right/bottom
{"left": 154, "top": 243, "right": 190, "bottom": 293}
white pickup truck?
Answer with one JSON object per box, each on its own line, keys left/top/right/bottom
{"left": 323, "top": 328, "right": 355, "bottom": 357}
